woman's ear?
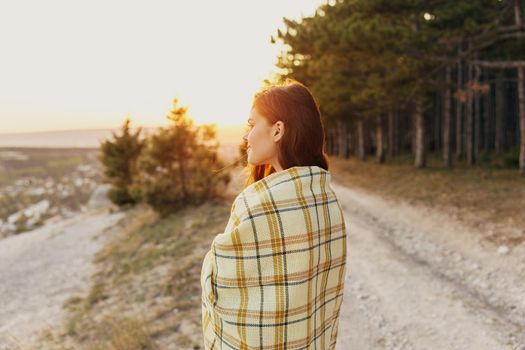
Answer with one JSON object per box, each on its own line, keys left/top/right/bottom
{"left": 273, "top": 121, "right": 284, "bottom": 142}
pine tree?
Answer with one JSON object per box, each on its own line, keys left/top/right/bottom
{"left": 272, "top": 0, "right": 523, "bottom": 172}
{"left": 98, "top": 118, "right": 144, "bottom": 205}
{"left": 129, "top": 98, "right": 230, "bottom": 216}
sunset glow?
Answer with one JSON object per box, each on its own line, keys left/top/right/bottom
{"left": 0, "top": 0, "right": 325, "bottom": 134}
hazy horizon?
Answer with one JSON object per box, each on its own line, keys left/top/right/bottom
{"left": 0, "top": 124, "right": 245, "bottom": 148}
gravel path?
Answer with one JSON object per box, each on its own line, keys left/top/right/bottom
{"left": 0, "top": 186, "right": 124, "bottom": 349}
{"left": 333, "top": 182, "right": 525, "bottom": 350}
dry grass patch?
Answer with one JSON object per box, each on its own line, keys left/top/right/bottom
{"left": 329, "top": 155, "right": 525, "bottom": 247}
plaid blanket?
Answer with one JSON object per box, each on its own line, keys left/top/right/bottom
{"left": 201, "top": 165, "right": 347, "bottom": 349}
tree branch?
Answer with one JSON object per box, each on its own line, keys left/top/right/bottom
{"left": 472, "top": 60, "right": 525, "bottom": 68}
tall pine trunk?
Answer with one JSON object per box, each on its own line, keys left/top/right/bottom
{"left": 456, "top": 47, "right": 464, "bottom": 159}
{"left": 337, "top": 119, "right": 349, "bottom": 158}
{"left": 414, "top": 98, "right": 426, "bottom": 168}
{"left": 519, "top": 66, "right": 525, "bottom": 174}
{"left": 495, "top": 70, "right": 505, "bottom": 155}
{"left": 434, "top": 93, "right": 441, "bottom": 152}
{"left": 443, "top": 65, "right": 453, "bottom": 167}
{"left": 356, "top": 119, "right": 367, "bottom": 160}
{"left": 348, "top": 122, "right": 354, "bottom": 156}
{"left": 474, "top": 66, "right": 481, "bottom": 160}
{"left": 333, "top": 126, "right": 339, "bottom": 155}
{"left": 329, "top": 127, "right": 337, "bottom": 155}
{"left": 483, "top": 72, "right": 491, "bottom": 152}
{"left": 466, "top": 58, "right": 475, "bottom": 165}
{"left": 388, "top": 110, "right": 398, "bottom": 156}
{"left": 515, "top": 0, "right": 525, "bottom": 174}
{"left": 376, "top": 114, "right": 385, "bottom": 163}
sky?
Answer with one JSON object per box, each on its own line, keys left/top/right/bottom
{"left": 0, "top": 0, "right": 326, "bottom": 134}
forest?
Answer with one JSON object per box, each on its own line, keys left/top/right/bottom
{"left": 272, "top": 0, "right": 525, "bottom": 174}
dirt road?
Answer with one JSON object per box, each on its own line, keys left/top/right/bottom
{"left": 0, "top": 186, "right": 124, "bottom": 349}
{"left": 332, "top": 182, "right": 525, "bottom": 350}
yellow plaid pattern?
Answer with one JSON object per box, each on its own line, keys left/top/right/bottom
{"left": 201, "top": 165, "right": 347, "bottom": 349}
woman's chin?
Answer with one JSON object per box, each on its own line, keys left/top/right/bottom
{"left": 247, "top": 157, "right": 259, "bottom": 166}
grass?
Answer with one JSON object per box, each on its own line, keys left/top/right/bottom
{"left": 35, "top": 194, "right": 235, "bottom": 350}
{"left": 329, "top": 153, "right": 525, "bottom": 247}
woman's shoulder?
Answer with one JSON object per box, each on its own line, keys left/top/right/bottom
{"left": 231, "top": 165, "right": 334, "bottom": 217}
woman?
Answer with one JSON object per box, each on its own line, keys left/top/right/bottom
{"left": 201, "top": 79, "right": 347, "bottom": 349}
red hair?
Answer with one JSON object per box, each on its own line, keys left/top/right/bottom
{"left": 243, "top": 79, "right": 329, "bottom": 189}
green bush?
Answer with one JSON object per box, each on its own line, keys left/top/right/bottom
{"left": 107, "top": 187, "right": 135, "bottom": 206}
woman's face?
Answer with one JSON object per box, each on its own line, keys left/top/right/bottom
{"left": 243, "top": 108, "right": 284, "bottom": 168}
